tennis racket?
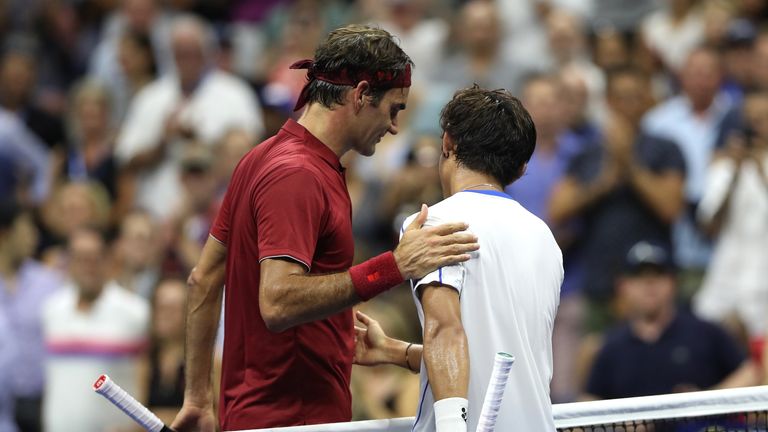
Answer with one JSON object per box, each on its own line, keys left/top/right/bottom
{"left": 475, "top": 352, "right": 515, "bottom": 432}
{"left": 93, "top": 374, "right": 175, "bottom": 432}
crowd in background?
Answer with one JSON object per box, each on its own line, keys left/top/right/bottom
{"left": 1, "top": 0, "right": 768, "bottom": 430}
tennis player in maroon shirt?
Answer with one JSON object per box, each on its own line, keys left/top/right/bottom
{"left": 171, "top": 25, "right": 480, "bottom": 431}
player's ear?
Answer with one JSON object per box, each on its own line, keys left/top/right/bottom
{"left": 441, "top": 132, "right": 456, "bottom": 158}
{"left": 352, "top": 81, "right": 371, "bottom": 113}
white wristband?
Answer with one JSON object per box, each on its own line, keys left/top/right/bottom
{"left": 434, "top": 397, "right": 468, "bottom": 432}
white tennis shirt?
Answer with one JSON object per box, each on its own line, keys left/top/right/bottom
{"left": 404, "top": 190, "right": 563, "bottom": 432}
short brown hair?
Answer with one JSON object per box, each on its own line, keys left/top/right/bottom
{"left": 304, "top": 25, "right": 412, "bottom": 109}
{"left": 440, "top": 85, "right": 536, "bottom": 186}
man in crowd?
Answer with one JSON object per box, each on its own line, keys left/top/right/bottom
{"left": 42, "top": 227, "right": 149, "bottom": 432}
{"left": 582, "top": 241, "right": 759, "bottom": 400}
{"left": 172, "top": 25, "right": 479, "bottom": 431}
{"left": 549, "top": 65, "right": 685, "bottom": 330}
{"left": 0, "top": 199, "right": 61, "bottom": 432}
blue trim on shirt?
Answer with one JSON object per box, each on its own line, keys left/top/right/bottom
{"left": 438, "top": 267, "right": 443, "bottom": 283}
{"left": 460, "top": 189, "right": 514, "bottom": 200}
{"left": 412, "top": 381, "right": 431, "bottom": 431}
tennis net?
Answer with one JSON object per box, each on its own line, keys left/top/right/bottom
{"left": 554, "top": 386, "right": 768, "bottom": 432}
{"left": 241, "top": 386, "right": 768, "bottom": 432}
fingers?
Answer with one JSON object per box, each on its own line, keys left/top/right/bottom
{"left": 428, "top": 222, "right": 472, "bottom": 236}
{"left": 438, "top": 254, "right": 473, "bottom": 267}
{"left": 433, "top": 232, "right": 479, "bottom": 247}
{"left": 355, "top": 310, "right": 373, "bottom": 325}
{"left": 405, "top": 204, "right": 428, "bottom": 232}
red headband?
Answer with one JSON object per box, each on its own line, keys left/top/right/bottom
{"left": 289, "top": 59, "right": 411, "bottom": 111}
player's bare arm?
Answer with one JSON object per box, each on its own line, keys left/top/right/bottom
{"left": 421, "top": 282, "right": 470, "bottom": 432}
{"left": 420, "top": 283, "right": 469, "bottom": 400}
{"left": 259, "top": 205, "right": 478, "bottom": 332}
{"left": 171, "top": 236, "right": 226, "bottom": 432}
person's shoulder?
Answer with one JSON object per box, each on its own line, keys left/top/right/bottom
{"left": 105, "top": 282, "right": 150, "bottom": 316}
{"left": 131, "top": 76, "right": 176, "bottom": 107}
{"left": 43, "top": 284, "right": 77, "bottom": 317}
{"left": 600, "top": 323, "right": 634, "bottom": 350}
{"left": 207, "top": 71, "right": 255, "bottom": 96}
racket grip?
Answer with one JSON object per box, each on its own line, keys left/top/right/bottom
{"left": 93, "top": 374, "right": 170, "bottom": 432}
{"left": 476, "top": 352, "right": 515, "bottom": 432}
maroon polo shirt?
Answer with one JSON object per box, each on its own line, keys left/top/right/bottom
{"left": 210, "top": 119, "right": 355, "bottom": 429}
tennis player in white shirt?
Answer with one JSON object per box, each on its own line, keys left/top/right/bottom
{"left": 354, "top": 85, "right": 563, "bottom": 432}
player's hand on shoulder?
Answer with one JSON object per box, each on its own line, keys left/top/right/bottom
{"left": 394, "top": 204, "right": 478, "bottom": 280}
{"left": 171, "top": 402, "right": 217, "bottom": 432}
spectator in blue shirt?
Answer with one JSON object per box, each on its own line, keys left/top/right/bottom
{"left": 582, "top": 241, "right": 759, "bottom": 400}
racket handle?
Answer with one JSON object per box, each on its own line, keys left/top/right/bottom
{"left": 93, "top": 374, "right": 171, "bottom": 432}
{"left": 476, "top": 352, "right": 515, "bottom": 432}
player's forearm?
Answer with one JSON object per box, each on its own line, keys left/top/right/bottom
{"left": 183, "top": 264, "right": 225, "bottom": 404}
{"left": 381, "top": 338, "right": 423, "bottom": 371}
{"left": 423, "top": 324, "right": 469, "bottom": 400}
{"left": 262, "top": 253, "right": 405, "bottom": 332}
{"left": 261, "top": 271, "right": 359, "bottom": 332}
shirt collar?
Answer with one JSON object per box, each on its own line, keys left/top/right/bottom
{"left": 281, "top": 119, "right": 344, "bottom": 172}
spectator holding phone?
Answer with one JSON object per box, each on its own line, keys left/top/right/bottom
{"left": 694, "top": 91, "right": 768, "bottom": 363}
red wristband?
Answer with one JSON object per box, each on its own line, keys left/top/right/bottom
{"left": 349, "top": 251, "right": 404, "bottom": 301}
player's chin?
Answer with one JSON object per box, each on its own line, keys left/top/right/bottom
{"left": 360, "top": 143, "right": 377, "bottom": 157}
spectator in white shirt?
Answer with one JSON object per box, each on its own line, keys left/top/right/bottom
{"left": 115, "top": 14, "right": 264, "bottom": 220}
{"left": 42, "top": 227, "right": 149, "bottom": 432}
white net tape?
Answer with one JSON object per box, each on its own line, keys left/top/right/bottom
{"left": 235, "top": 386, "right": 768, "bottom": 432}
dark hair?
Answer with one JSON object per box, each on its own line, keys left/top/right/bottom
{"left": 122, "top": 31, "right": 158, "bottom": 77}
{"left": 440, "top": 85, "right": 537, "bottom": 186}
{"left": 304, "top": 24, "right": 412, "bottom": 109}
{"left": 605, "top": 64, "right": 650, "bottom": 94}
{"left": 0, "top": 199, "right": 22, "bottom": 232}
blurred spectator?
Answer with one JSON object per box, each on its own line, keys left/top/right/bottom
{"left": 433, "top": 1, "right": 524, "bottom": 94}
{"left": 694, "top": 91, "right": 768, "bottom": 360}
{"left": 377, "top": 0, "right": 448, "bottom": 88}
{"left": 38, "top": 181, "right": 111, "bottom": 269}
{"left": 582, "top": 241, "right": 759, "bottom": 400}
{"left": 0, "top": 38, "right": 67, "bottom": 151}
{"left": 376, "top": 136, "right": 443, "bottom": 254}
{"left": 63, "top": 80, "right": 118, "bottom": 199}
{"left": 261, "top": 0, "right": 326, "bottom": 113}
{"left": 42, "top": 227, "right": 149, "bottom": 432}
{"left": 548, "top": 67, "right": 685, "bottom": 401}
{"left": 0, "top": 312, "right": 17, "bottom": 432}
{"left": 115, "top": 14, "right": 264, "bottom": 220}
{"left": 0, "top": 108, "right": 50, "bottom": 205}
{"left": 545, "top": 10, "right": 604, "bottom": 106}
{"left": 720, "top": 19, "right": 757, "bottom": 101}
{"left": 590, "top": 0, "right": 660, "bottom": 32}
{"left": 0, "top": 199, "right": 61, "bottom": 432}
{"left": 591, "top": 28, "right": 632, "bottom": 72}
{"left": 145, "top": 278, "right": 187, "bottom": 425}
{"left": 113, "top": 30, "right": 158, "bottom": 122}
{"left": 112, "top": 210, "right": 162, "bottom": 299}
{"left": 169, "top": 144, "right": 219, "bottom": 272}
{"left": 559, "top": 65, "right": 603, "bottom": 147}
{"left": 212, "top": 128, "right": 254, "bottom": 191}
{"left": 642, "top": 46, "right": 741, "bottom": 297}
{"left": 505, "top": 74, "right": 580, "bottom": 221}
{"left": 550, "top": 66, "right": 685, "bottom": 328}
{"left": 89, "top": 0, "right": 173, "bottom": 111}
{"left": 641, "top": 0, "right": 705, "bottom": 72}
{"left": 752, "top": 31, "right": 768, "bottom": 91}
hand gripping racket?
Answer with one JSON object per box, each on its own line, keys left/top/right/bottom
{"left": 93, "top": 374, "right": 175, "bottom": 432}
